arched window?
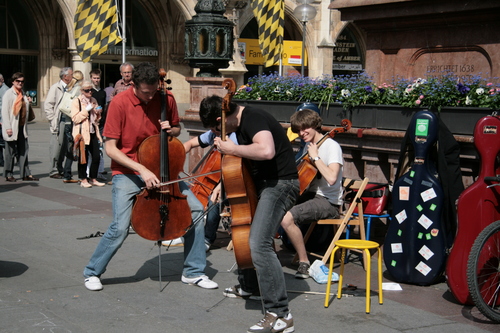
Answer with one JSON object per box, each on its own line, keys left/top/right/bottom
{"left": 0, "top": 0, "right": 39, "bottom": 95}
{"left": 332, "top": 25, "right": 364, "bottom": 76}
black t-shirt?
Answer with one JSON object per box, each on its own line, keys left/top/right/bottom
{"left": 92, "top": 88, "right": 107, "bottom": 130}
{"left": 236, "top": 106, "right": 298, "bottom": 180}
{"left": 92, "top": 88, "right": 107, "bottom": 108}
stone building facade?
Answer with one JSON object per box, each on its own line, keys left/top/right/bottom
{"left": 1, "top": 0, "right": 498, "bottom": 184}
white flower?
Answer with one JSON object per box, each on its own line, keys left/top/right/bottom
{"left": 341, "top": 89, "right": 351, "bottom": 97}
{"left": 273, "top": 86, "right": 280, "bottom": 93}
{"left": 286, "top": 90, "right": 292, "bottom": 96}
{"left": 476, "top": 88, "right": 484, "bottom": 95}
{"left": 465, "top": 96, "right": 472, "bottom": 105}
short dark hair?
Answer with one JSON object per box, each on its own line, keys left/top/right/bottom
{"left": 11, "top": 72, "right": 24, "bottom": 82}
{"left": 199, "top": 95, "right": 238, "bottom": 129}
{"left": 132, "top": 62, "right": 159, "bottom": 86}
{"left": 90, "top": 68, "right": 101, "bottom": 77}
{"left": 290, "top": 109, "right": 323, "bottom": 133}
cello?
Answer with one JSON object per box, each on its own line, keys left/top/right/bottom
{"left": 446, "top": 113, "right": 500, "bottom": 304}
{"left": 130, "top": 69, "right": 191, "bottom": 241}
{"left": 295, "top": 119, "right": 351, "bottom": 195}
{"left": 188, "top": 146, "right": 222, "bottom": 208}
{"left": 220, "top": 78, "right": 258, "bottom": 269}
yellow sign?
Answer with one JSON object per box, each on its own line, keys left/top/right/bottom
{"left": 238, "top": 39, "right": 307, "bottom": 66}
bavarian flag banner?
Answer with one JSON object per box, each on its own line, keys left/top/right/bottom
{"left": 75, "top": 0, "right": 122, "bottom": 63}
{"left": 251, "top": 0, "right": 284, "bottom": 67}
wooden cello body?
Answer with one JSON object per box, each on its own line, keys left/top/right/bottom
{"left": 384, "top": 110, "right": 447, "bottom": 285}
{"left": 446, "top": 114, "right": 500, "bottom": 304}
{"left": 189, "top": 147, "right": 222, "bottom": 208}
{"left": 220, "top": 78, "right": 257, "bottom": 269}
{"left": 130, "top": 71, "right": 191, "bottom": 241}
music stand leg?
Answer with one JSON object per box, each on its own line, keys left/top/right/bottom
{"left": 157, "top": 240, "right": 162, "bottom": 292}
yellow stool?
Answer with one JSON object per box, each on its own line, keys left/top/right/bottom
{"left": 324, "top": 239, "right": 383, "bottom": 314}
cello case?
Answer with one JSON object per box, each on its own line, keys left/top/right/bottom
{"left": 446, "top": 114, "right": 500, "bottom": 304}
{"left": 384, "top": 110, "right": 447, "bottom": 285}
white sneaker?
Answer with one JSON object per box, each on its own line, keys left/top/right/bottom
{"left": 84, "top": 276, "right": 103, "bottom": 291}
{"left": 181, "top": 275, "right": 218, "bottom": 289}
{"left": 161, "top": 237, "right": 184, "bottom": 247}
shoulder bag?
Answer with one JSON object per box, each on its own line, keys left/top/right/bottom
{"left": 59, "top": 89, "right": 77, "bottom": 117}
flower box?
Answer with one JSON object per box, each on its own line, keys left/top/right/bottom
{"left": 237, "top": 100, "right": 350, "bottom": 126}
{"left": 238, "top": 100, "right": 490, "bottom": 136}
{"left": 351, "top": 104, "right": 490, "bottom": 135}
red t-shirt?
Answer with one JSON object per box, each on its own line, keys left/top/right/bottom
{"left": 103, "top": 87, "right": 180, "bottom": 175}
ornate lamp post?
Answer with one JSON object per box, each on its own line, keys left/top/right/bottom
{"left": 185, "top": 0, "right": 234, "bottom": 77}
{"left": 293, "top": 0, "right": 317, "bottom": 76}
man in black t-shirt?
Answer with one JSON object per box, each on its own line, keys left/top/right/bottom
{"left": 199, "top": 96, "right": 299, "bottom": 333}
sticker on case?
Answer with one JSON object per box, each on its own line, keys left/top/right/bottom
{"left": 396, "top": 210, "right": 407, "bottom": 224}
{"left": 399, "top": 186, "right": 410, "bottom": 201}
{"left": 391, "top": 260, "right": 397, "bottom": 267}
{"left": 419, "top": 245, "right": 434, "bottom": 260}
{"left": 431, "top": 229, "right": 439, "bottom": 237}
{"left": 415, "top": 119, "right": 429, "bottom": 136}
{"left": 391, "top": 243, "right": 403, "bottom": 253}
{"left": 416, "top": 205, "right": 423, "bottom": 211}
{"left": 430, "top": 203, "right": 437, "bottom": 211}
{"left": 421, "top": 180, "right": 433, "bottom": 187}
{"left": 404, "top": 178, "right": 414, "bottom": 185}
{"left": 418, "top": 214, "right": 433, "bottom": 229}
{"left": 415, "top": 261, "right": 432, "bottom": 276}
{"left": 417, "top": 232, "right": 423, "bottom": 239}
{"left": 426, "top": 233, "right": 432, "bottom": 240}
{"left": 421, "top": 188, "right": 437, "bottom": 202}
{"left": 397, "top": 229, "right": 402, "bottom": 236}
{"left": 410, "top": 170, "right": 415, "bottom": 177}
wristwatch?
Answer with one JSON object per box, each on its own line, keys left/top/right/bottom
{"left": 312, "top": 156, "right": 321, "bottom": 162}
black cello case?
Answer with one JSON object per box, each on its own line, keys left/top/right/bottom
{"left": 384, "top": 110, "right": 448, "bottom": 285}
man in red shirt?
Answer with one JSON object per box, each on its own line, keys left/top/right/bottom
{"left": 83, "top": 62, "right": 218, "bottom": 291}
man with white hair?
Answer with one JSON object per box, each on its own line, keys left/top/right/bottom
{"left": 110, "top": 62, "right": 134, "bottom": 100}
{"left": 45, "top": 67, "right": 73, "bottom": 178}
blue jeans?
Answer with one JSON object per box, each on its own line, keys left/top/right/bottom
{"left": 239, "top": 179, "right": 299, "bottom": 317}
{"left": 83, "top": 174, "right": 207, "bottom": 279}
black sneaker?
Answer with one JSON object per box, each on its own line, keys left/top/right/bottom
{"left": 295, "top": 261, "right": 310, "bottom": 279}
{"left": 223, "top": 285, "right": 261, "bottom": 300}
{"left": 247, "top": 311, "right": 294, "bottom": 333}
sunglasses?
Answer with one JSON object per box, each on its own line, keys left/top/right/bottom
{"left": 82, "top": 89, "right": 93, "bottom": 93}
{"left": 15, "top": 79, "right": 25, "bottom": 83}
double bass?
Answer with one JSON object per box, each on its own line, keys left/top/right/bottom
{"left": 220, "top": 78, "right": 258, "bottom": 269}
{"left": 130, "top": 70, "right": 191, "bottom": 241}
{"left": 295, "top": 119, "right": 351, "bottom": 195}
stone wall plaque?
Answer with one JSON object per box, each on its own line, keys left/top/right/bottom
{"left": 409, "top": 47, "right": 493, "bottom": 79}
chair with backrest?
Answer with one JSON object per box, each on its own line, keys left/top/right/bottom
{"left": 292, "top": 177, "right": 370, "bottom": 267}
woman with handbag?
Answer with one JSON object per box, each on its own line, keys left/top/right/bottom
{"left": 71, "top": 80, "right": 104, "bottom": 188}
{"left": 1, "top": 72, "right": 37, "bottom": 182}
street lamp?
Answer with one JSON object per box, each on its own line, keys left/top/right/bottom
{"left": 293, "top": 0, "right": 317, "bottom": 76}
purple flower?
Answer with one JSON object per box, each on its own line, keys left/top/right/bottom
{"left": 364, "top": 86, "right": 372, "bottom": 93}
{"left": 457, "top": 83, "right": 470, "bottom": 94}
{"left": 246, "top": 87, "right": 253, "bottom": 93}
